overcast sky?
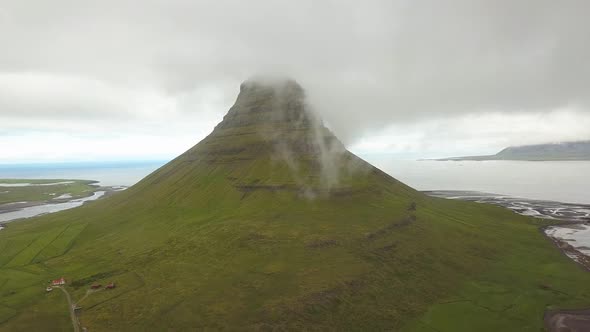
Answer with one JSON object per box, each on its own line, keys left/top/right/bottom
{"left": 1, "top": 0, "right": 589, "bottom": 163}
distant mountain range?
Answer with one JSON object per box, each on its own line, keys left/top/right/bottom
{"left": 439, "top": 140, "right": 590, "bottom": 161}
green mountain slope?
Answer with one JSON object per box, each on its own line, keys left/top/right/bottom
{"left": 1, "top": 79, "right": 589, "bottom": 331}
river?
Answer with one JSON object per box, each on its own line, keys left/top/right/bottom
{"left": 0, "top": 191, "right": 107, "bottom": 223}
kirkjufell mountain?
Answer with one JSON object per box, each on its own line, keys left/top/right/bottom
{"left": 0, "top": 79, "right": 588, "bottom": 331}
{"left": 137, "top": 78, "right": 412, "bottom": 201}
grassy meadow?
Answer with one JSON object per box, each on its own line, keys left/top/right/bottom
{"left": 1, "top": 83, "right": 589, "bottom": 331}
{"left": 0, "top": 179, "right": 98, "bottom": 205}
{"left": 0, "top": 164, "right": 588, "bottom": 331}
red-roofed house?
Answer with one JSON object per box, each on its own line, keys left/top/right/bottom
{"left": 51, "top": 277, "right": 66, "bottom": 286}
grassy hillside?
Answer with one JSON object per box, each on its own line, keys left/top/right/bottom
{"left": 0, "top": 80, "right": 588, "bottom": 331}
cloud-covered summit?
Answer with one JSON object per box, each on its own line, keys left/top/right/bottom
{"left": 1, "top": 0, "right": 589, "bottom": 161}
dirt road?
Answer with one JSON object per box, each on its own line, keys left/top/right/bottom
{"left": 55, "top": 286, "right": 80, "bottom": 332}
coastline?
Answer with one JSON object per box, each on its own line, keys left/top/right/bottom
{"left": 0, "top": 184, "right": 125, "bottom": 226}
{"left": 425, "top": 190, "right": 590, "bottom": 267}
{"left": 543, "top": 223, "right": 590, "bottom": 270}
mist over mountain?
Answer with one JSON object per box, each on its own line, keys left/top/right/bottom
{"left": 162, "top": 78, "right": 386, "bottom": 199}
{"left": 0, "top": 79, "right": 589, "bottom": 331}
{"left": 3, "top": 1, "right": 590, "bottom": 162}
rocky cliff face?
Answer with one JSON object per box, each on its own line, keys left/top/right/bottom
{"left": 216, "top": 79, "right": 315, "bottom": 130}
{"left": 211, "top": 78, "right": 344, "bottom": 158}
{"left": 168, "top": 78, "right": 373, "bottom": 196}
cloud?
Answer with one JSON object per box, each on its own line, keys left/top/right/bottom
{"left": 0, "top": 131, "right": 198, "bottom": 163}
{"left": 351, "top": 108, "right": 590, "bottom": 159}
{"left": 0, "top": 72, "right": 138, "bottom": 119}
{"left": 0, "top": 0, "right": 589, "bottom": 161}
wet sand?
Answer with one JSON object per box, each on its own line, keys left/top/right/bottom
{"left": 424, "top": 190, "right": 590, "bottom": 222}
{"left": 545, "top": 309, "right": 590, "bottom": 332}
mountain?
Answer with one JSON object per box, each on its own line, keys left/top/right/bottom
{"left": 439, "top": 141, "right": 590, "bottom": 161}
{"left": 1, "top": 79, "right": 590, "bottom": 331}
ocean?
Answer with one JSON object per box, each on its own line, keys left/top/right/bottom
{"left": 0, "top": 158, "right": 588, "bottom": 204}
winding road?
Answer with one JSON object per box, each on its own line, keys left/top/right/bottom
{"left": 55, "top": 286, "right": 80, "bottom": 332}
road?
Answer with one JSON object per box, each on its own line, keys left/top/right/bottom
{"left": 55, "top": 286, "right": 80, "bottom": 332}
{"left": 76, "top": 289, "right": 94, "bottom": 305}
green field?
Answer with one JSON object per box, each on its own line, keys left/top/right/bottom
{"left": 0, "top": 81, "right": 588, "bottom": 331}
{"left": 0, "top": 179, "right": 98, "bottom": 205}
{"left": 1, "top": 187, "right": 587, "bottom": 331}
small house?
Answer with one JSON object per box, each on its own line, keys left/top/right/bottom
{"left": 90, "top": 284, "right": 101, "bottom": 290}
{"left": 105, "top": 282, "right": 116, "bottom": 289}
{"left": 51, "top": 277, "right": 66, "bottom": 286}
{"left": 46, "top": 286, "right": 53, "bottom": 292}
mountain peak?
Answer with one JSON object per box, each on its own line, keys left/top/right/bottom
{"left": 174, "top": 79, "right": 385, "bottom": 197}
{"left": 217, "top": 77, "right": 313, "bottom": 130}
{"left": 239, "top": 76, "right": 304, "bottom": 95}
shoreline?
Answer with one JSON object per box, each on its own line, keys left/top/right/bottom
{"left": 425, "top": 190, "right": 590, "bottom": 267}
{"left": 543, "top": 223, "right": 590, "bottom": 271}
{"left": 0, "top": 185, "right": 125, "bottom": 225}
{"left": 425, "top": 190, "right": 590, "bottom": 331}
{"left": 540, "top": 222, "right": 590, "bottom": 271}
